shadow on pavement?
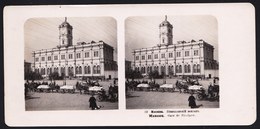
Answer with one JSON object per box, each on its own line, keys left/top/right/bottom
{"left": 25, "top": 96, "right": 40, "bottom": 100}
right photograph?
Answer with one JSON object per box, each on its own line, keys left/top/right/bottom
{"left": 125, "top": 15, "right": 219, "bottom": 109}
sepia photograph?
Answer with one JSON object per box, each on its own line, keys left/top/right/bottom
{"left": 24, "top": 17, "right": 118, "bottom": 110}
{"left": 4, "top": 4, "right": 256, "bottom": 126}
{"left": 125, "top": 15, "right": 219, "bottom": 109}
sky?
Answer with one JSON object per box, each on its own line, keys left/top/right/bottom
{"left": 125, "top": 15, "right": 218, "bottom": 61}
{"left": 24, "top": 17, "right": 117, "bottom": 63}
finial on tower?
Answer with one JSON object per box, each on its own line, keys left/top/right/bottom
{"left": 65, "top": 17, "right": 67, "bottom": 22}
{"left": 165, "top": 15, "right": 167, "bottom": 21}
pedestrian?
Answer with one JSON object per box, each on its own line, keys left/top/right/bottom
{"left": 89, "top": 94, "right": 100, "bottom": 110}
{"left": 208, "top": 82, "right": 214, "bottom": 98}
{"left": 188, "top": 93, "right": 202, "bottom": 108}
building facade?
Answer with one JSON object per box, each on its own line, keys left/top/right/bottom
{"left": 32, "top": 18, "right": 117, "bottom": 79}
{"left": 132, "top": 16, "right": 218, "bottom": 78}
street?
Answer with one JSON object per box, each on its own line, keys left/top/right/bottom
{"left": 126, "top": 91, "right": 219, "bottom": 109}
{"left": 26, "top": 92, "right": 118, "bottom": 110}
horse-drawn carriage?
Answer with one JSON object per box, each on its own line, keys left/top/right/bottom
{"left": 59, "top": 85, "right": 76, "bottom": 93}
{"left": 176, "top": 80, "right": 203, "bottom": 93}
{"left": 76, "top": 81, "right": 104, "bottom": 94}
{"left": 36, "top": 85, "right": 51, "bottom": 93}
{"left": 136, "top": 83, "right": 150, "bottom": 91}
{"left": 196, "top": 85, "right": 219, "bottom": 101}
{"left": 159, "top": 84, "right": 175, "bottom": 92}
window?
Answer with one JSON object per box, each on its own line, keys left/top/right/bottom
{"left": 69, "top": 54, "right": 73, "bottom": 59}
{"left": 94, "top": 51, "right": 99, "bottom": 57}
{"left": 79, "top": 66, "right": 82, "bottom": 74}
{"left": 176, "top": 52, "right": 181, "bottom": 57}
{"left": 154, "top": 54, "right": 158, "bottom": 59}
{"left": 148, "top": 55, "right": 152, "bottom": 60}
{"left": 35, "top": 58, "right": 39, "bottom": 62}
{"left": 154, "top": 66, "right": 159, "bottom": 71}
{"left": 169, "top": 53, "right": 173, "bottom": 58}
{"left": 54, "top": 56, "right": 58, "bottom": 60}
{"left": 41, "top": 57, "right": 45, "bottom": 61}
{"left": 185, "top": 51, "right": 189, "bottom": 57}
{"left": 142, "top": 55, "right": 145, "bottom": 60}
{"left": 61, "top": 55, "right": 65, "bottom": 60}
{"left": 85, "top": 52, "right": 89, "bottom": 58}
{"left": 194, "top": 50, "right": 199, "bottom": 56}
{"left": 84, "top": 66, "right": 91, "bottom": 74}
{"left": 60, "top": 67, "right": 65, "bottom": 75}
{"left": 161, "top": 66, "right": 165, "bottom": 74}
{"left": 93, "top": 66, "right": 97, "bottom": 74}
{"left": 135, "top": 56, "right": 139, "bottom": 60}
{"left": 48, "top": 56, "right": 51, "bottom": 61}
{"left": 161, "top": 54, "right": 165, "bottom": 58}
{"left": 97, "top": 66, "right": 101, "bottom": 74}
{"left": 76, "top": 53, "right": 81, "bottom": 59}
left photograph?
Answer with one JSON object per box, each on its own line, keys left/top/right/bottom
{"left": 24, "top": 17, "right": 118, "bottom": 111}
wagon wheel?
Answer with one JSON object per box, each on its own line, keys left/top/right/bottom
{"left": 196, "top": 94, "right": 203, "bottom": 101}
{"left": 172, "top": 88, "right": 175, "bottom": 92}
{"left": 97, "top": 95, "right": 103, "bottom": 102}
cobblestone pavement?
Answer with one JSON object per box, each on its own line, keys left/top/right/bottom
{"left": 126, "top": 91, "right": 219, "bottom": 109}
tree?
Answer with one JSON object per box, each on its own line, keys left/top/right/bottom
{"left": 125, "top": 69, "right": 143, "bottom": 80}
{"left": 148, "top": 70, "right": 160, "bottom": 80}
{"left": 24, "top": 71, "right": 42, "bottom": 81}
{"left": 49, "top": 72, "right": 60, "bottom": 81}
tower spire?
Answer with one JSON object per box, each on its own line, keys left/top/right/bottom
{"left": 165, "top": 15, "right": 167, "bottom": 21}
{"left": 65, "top": 17, "right": 67, "bottom": 22}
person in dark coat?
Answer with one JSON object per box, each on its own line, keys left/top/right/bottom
{"left": 188, "top": 94, "right": 202, "bottom": 108}
{"left": 188, "top": 94, "right": 197, "bottom": 108}
{"left": 89, "top": 94, "right": 99, "bottom": 110}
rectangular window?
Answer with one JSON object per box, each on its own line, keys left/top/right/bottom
{"left": 76, "top": 53, "right": 81, "bottom": 59}
{"left": 85, "top": 52, "right": 89, "bottom": 58}
{"left": 135, "top": 56, "right": 139, "bottom": 60}
{"left": 47, "top": 56, "right": 51, "bottom": 61}
{"left": 54, "top": 56, "right": 58, "bottom": 60}
{"left": 169, "top": 53, "right": 173, "bottom": 58}
{"left": 61, "top": 55, "right": 65, "bottom": 60}
{"left": 154, "top": 54, "right": 158, "bottom": 59}
{"left": 41, "top": 57, "right": 45, "bottom": 61}
{"left": 142, "top": 55, "right": 145, "bottom": 60}
{"left": 35, "top": 57, "right": 39, "bottom": 62}
{"left": 185, "top": 51, "right": 189, "bottom": 57}
{"left": 176, "top": 52, "right": 181, "bottom": 57}
{"left": 69, "top": 54, "right": 73, "bottom": 59}
{"left": 148, "top": 55, "right": 152, "bottom": 60}
{"left": 94, "top": 51, "right": 99, "bottom": 57}
{"left": 194, "top": 50, "right": 199, "bottom": 56}
{"left": 161, "top": 54, "right": 165, "bottom": 58}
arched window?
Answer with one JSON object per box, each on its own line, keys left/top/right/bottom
{"left": 93, "top": 65, "right": 97, "bottom": 74}
{"left": 47, "top": 68, "right": 50, "bottom": 75}
{"left": 147, "top": 66, "right": 150, "bottom": 74}
{"left": 154, "top": 66, "right": 158, "bottom": 71}
{"left": 97, "top": 65, "right": 101, "bottom": 74}
{"left": 188, "top": 64, "right": 191, "bottom": 73}
{"left": 179, "top": 65, "right": 182, "bottom": 73}
{"left": 197, "top": 64, "right": 200, "bottom": 73}
{"left": 75, "top": 66, "right": 78, "bottom": 74}
{"left": 88, "top": 66, "right": 91, "bottom": 74}
{"left": 193, "top": 64, "right": 197, "bottom": 73}
{"left": 161, "top": 66, "right": 165, "bottom": 75}
{"left": 168, "top": 66, "right": 174, "bottom": 75}
{"left": 79, "top": 66, "right": 82, "bottom": 74}
{"left": 84, "top": 66, "right": 87, "bottom": 74}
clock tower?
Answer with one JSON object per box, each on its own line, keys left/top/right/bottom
{"left": 59, "top": 17, "right": 73, "bottom": 47}
{"left": 158, "top": 15, "right": 173, "bottom": 46}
